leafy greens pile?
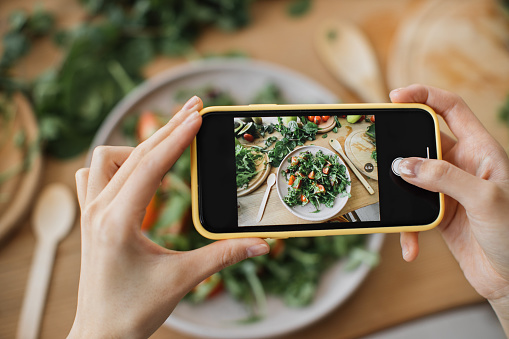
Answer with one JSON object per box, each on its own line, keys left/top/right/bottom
{"left": 282, "top": 150, "right": 350, "bottom": 211}
{"left": 267, "top": 118, "right": 318, "bottom": 166}
{"left": 0, "top": 0, "right": 272, "bottom": 158}
{"left": 235, "top": 144, "right": 263, "bottom": 188}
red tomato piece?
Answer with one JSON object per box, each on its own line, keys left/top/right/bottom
{"left": 322, "top": 116, "right": 330, "bottom": 122}
{"left": 288, "top": 175, "right": 296, "bottom": 185}
{"left": 314, "top": 116, "right": 321, "bottom": 125}
{"left": 243, "top": 133, "right": 254, "bottom": 142}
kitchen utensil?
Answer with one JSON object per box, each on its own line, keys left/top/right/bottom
{"left": 256, "top": 173, "right": 276, "bottom": 222}
{"left": 344, "top": 130, "right": 378, "bottom": 180}
{"left": 329, "top": 139, "right": 374, "bottom": 195}
{"left": 315, "top": 21, "right": 387, "bottom": 103}
{"left": 16, "top": 183, "right": 76, "bottom": 339}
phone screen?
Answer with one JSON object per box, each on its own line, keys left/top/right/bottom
{"left": 195, "top": 107, "right": 441, "bottom": 234}
{"left": 235, "top": 115, "right": 380, "bottom": 227}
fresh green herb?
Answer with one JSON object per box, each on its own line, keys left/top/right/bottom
{"left": 256, "top": 123, "right": 276, "bottom": 137}
{"left": 366, "top": 124, "right": 377, "bottom": 162}
{"left": 333, "top": 115, "right": 342, "bottom": 129}
{"left": 332, "top": 126, "right": 338, "bottom": 133}
{"left": 236, "top": 144, "right": 263, "bottom": 188}
{"left": 327, "top": 29, "right": 337, "bottom": 41}
{"left": 287, "top": 0, "right": 312, "bottom": 18}
{"left": 267, "top": 119, "right": 318, "bottom": 166}
{"left": 500, "top": 93, "right": 509, "bottom": 128}
{"left": 282, "top": 150, "right": 351, "bottom": 211}
{"left": 322, "top": 133, "right": 328, "bottom": 138}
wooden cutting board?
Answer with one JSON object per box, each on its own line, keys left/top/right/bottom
{"left": 0, "top": 93, "right": 42, "bottom": 242}
{"left": 344, "top": 129, "right": 378, "bottom": 180}
{"left": 388, "top": 0, "right": 509, "bottom": 148}
{"left": 237, "top": 151, "right": 271, "bottom": 197}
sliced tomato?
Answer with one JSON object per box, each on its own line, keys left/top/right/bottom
{"left": 288, "top": 174, "right": 296, "bottom": 185}
{"left": 317, "top": 184, "right": 326, "bottom": 193}
{"left": 137, "top": 111, "right": 163, "bottom": 143}
{"left": 141, "top": 194, "right": 160, "bottom": 231}
{"left": 308, "top": 171, "right": 315, "bottom": 179}
{"left": 307, "top": 116, "right": 315, "bottom": 122}
{"left": 300, "top": 194, "right": 309, "bottom": 205}
{"left": 294, "top": 178, "right": 302, "bottom": 189}
{"left": 314, "top": 116, "right": 321, "bottom": 125}
{"left": 370, "top": 115, "right": 375, "bottom": 123}
{"left": 322, "top": 116, "right": 330, "bottom": 122}
{"left": 291, "top": 156, "right": 299, "bottom": 166}
{"left": 322, "top": 166, "right": 330, "bottom": 174}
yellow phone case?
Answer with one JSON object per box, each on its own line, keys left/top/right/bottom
{"left": 191, "top": 103, "right": 444, "bottom": 240}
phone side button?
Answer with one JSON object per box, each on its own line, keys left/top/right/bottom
{"left": 391, "top": 157, "right": 403, "bottom": 177}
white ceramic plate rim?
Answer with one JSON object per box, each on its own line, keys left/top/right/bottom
{"left": 276, "top": 145, "right": 351, "bottom": 221}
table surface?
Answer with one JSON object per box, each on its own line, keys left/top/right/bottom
{"left": 1, "top": 0, "right": 505, "bottom": 338}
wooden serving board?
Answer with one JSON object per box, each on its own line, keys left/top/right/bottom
{"left": 0, "top": 93, "right": 42, "bottom": 242}
{"left": 344, "top": 129, "right": 378, "bottom": 180}
{"left": 237, "top": 151, "right": 271, "bottom": 197}
{"left": 388, "top": 0, "right": 509, "bottom": 148}
{"left": 317, "top": 117, "right": 336, "bottom": 133}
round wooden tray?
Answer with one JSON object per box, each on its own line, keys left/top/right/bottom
{"left": 0, "top": 93, "right": 42, "bottom": 241}
{"left": 317, "top": 117, "right": 336, "bottom": 133}
{"left": 237, "top": 151, "right": 271, "bottom": 197}
{"left": 344, "top": 129, "right": 378, "bottom": 180}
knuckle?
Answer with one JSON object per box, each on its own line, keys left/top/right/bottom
{"left": 422, "top": 160, "right": 451, "bottom": 181}
{"left": 219, "top": 246, "right": 242, "bottom": 270}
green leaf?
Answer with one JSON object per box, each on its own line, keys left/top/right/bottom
{"left": 287, "top": 0, "right": 312, "bottom": 18}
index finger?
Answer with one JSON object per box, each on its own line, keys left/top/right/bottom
{"left": 389, "top": 84, "right": 488, "bottom": 141}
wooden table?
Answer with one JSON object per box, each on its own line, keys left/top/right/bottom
{"left": 2, "top": 0, "right": 505, "bottom": 338}
{"left": 238, "top": 117, "right": 379, "bottom": 227}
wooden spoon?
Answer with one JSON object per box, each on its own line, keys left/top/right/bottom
{"left": 315, "top": 21, "right": 387, "bottom": 103}
{"left": 16, "top": 183, "right": 76, "bottom": 339}
{"left": 256, "top": 173, "right": 276, "bottom": 223}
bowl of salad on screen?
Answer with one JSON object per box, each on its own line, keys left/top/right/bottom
{"left": 277, "top": 145, "right": 351, "bottom": 222}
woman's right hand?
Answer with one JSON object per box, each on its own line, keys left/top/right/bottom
{"left": 392, "top": 84, "right": 509, "bottom": 335}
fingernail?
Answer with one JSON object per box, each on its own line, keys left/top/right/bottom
{"left": 183, "top": 110, "right": 200, "bottom": 124}
{"left": 247, "top": 243, "right": 269, "bottom": 258}
{"left": 399, "top": 158, "right": 424, "bottom": 178}
{"left": 402, "top": 243, "right": 409, "bottom": 261}
{"left": 183, "top": 96, "right": 199, "bottom": 111}
{"left": 391, "top": 87, "right": 404, "bottom": 93}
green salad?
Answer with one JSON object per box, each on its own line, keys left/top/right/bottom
{"left": 282, "top": 150, "right": 351, "bottom": 212}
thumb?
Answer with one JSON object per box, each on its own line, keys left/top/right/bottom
{"left": 182, "top": 238, "right": 269, "bottom": 281}
{"left": 399, "top": 157, "right": 484, "bottom": 210}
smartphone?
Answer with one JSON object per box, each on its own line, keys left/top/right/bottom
{"left": 190, "top": 103, "right": 444, "bottom": 239}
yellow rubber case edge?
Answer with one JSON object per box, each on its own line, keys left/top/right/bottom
{"left": 191, "top": 103, "right": 444, "bottom": 240}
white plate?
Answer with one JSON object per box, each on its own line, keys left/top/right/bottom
{"left": 86, "top": 59, "right": 384, "bottom": 339}
{"left": 276, "top": 146, "right": 351, "bottom": 222}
